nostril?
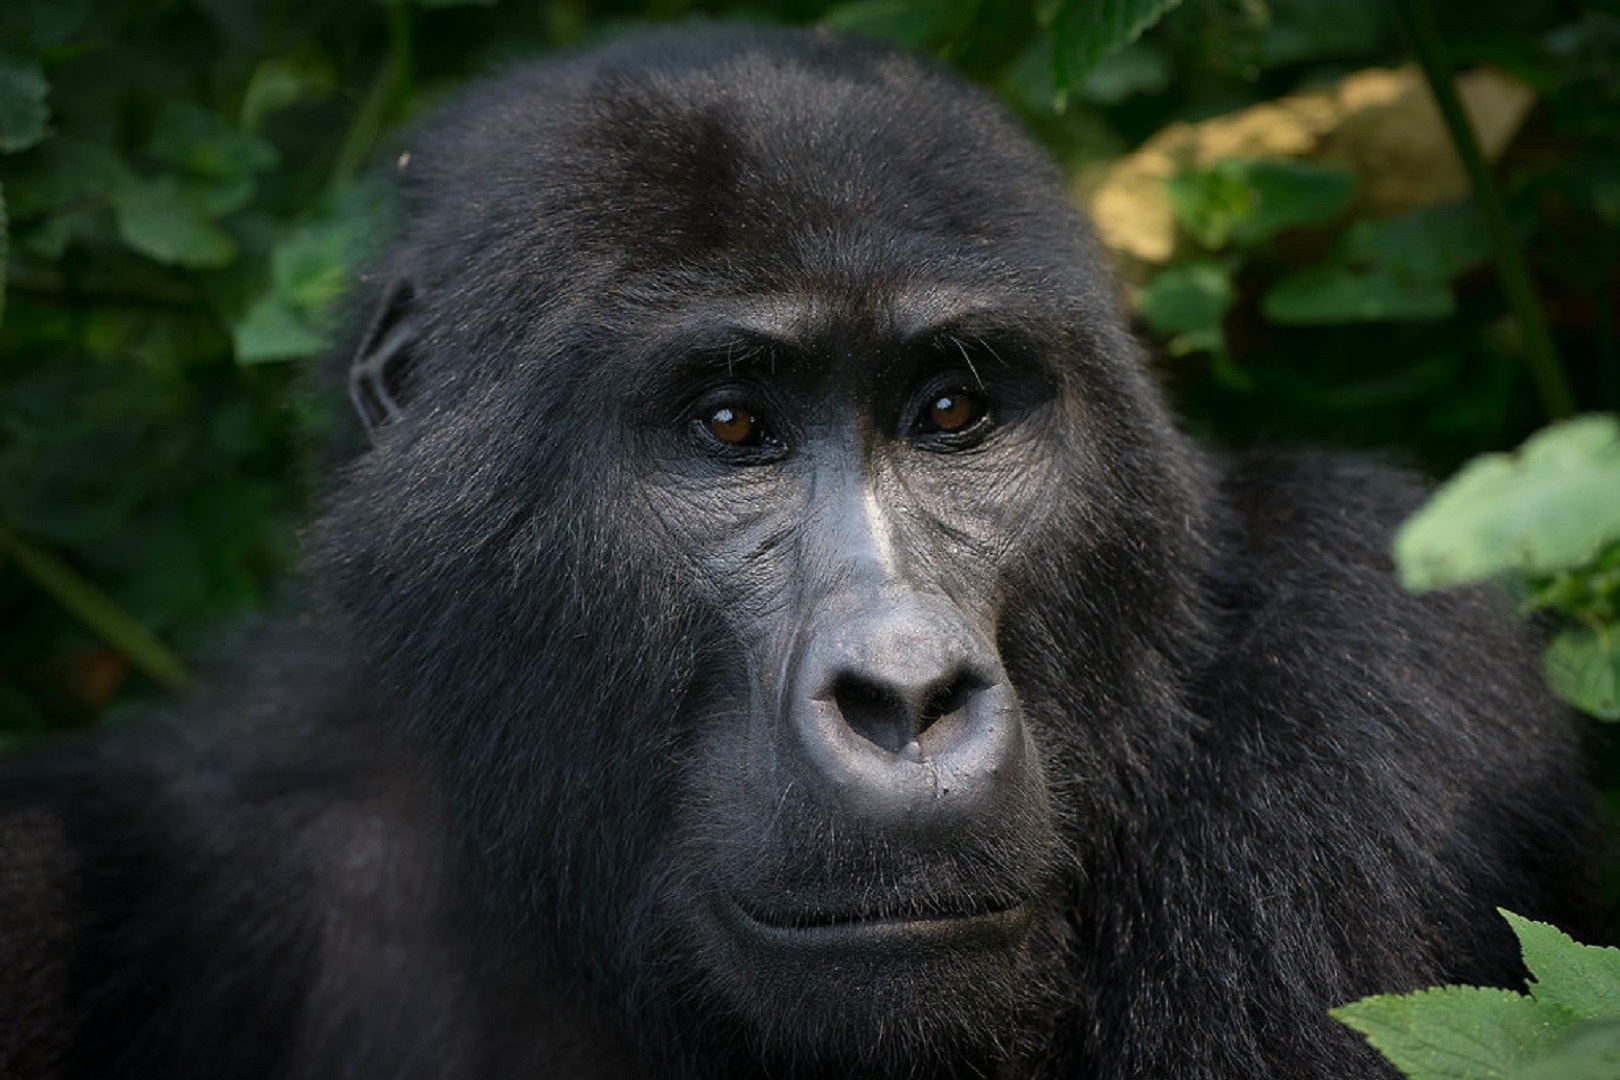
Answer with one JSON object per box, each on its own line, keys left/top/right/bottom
{"left": 829, "top": 670, "right": 989, "bottom": 754}
{"left": 919, "top": 672, "right": 987, "bottom": 732}
{"left": 831, "top": 675, "right": 914, "bottom": 754}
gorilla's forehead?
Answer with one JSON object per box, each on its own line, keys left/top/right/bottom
{"left": 614, "top": 282, "right": 1051, "bottom": 371}
{"left": 400, "top": 27, "right": 1087, "bottom": 296}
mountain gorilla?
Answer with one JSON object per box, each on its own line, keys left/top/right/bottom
{"left": 0, "top": 23, "right": 1600, "bottom": 1080}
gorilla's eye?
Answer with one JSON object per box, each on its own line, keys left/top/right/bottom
{"left": 912, "top": 385, "right": 990, "bottom": 441}
{"left": 704, "top": 404, "right": 772, "bottom": 448}
{"left": 925, "top": 390, "right": 986, "bottom": 434}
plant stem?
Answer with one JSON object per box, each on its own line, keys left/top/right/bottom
{"left": 1598, "top": 233, "right": 1619, "bottom": 409}
{"left": 1389, "top": 0, "right": 1576, "bottom": 420}
{"left": 0, "top": 526, "right": 190, "bottom": 690}
{"left": 332, "top": 2, "right": 414, "bottom": 187}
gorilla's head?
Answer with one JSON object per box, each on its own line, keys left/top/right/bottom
{"left": 318, "top": 25, "right": 1209, "bottom": 1077}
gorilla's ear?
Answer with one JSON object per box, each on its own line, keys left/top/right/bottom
{"left": 348, "top": 278, "right": 419, "bottom": 436}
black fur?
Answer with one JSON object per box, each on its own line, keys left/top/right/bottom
{"left": 0, "top": 25, "right": 1598, "bottom": 1080}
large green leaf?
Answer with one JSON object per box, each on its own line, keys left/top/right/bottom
{"left": 1137, "top": 260, "right": 1235, "bottom": 356}
{"left": 1394, "top": 416, "right": 1620, "bottom": 590}
{"left": 1519, "top": 1022, "right": 1620, "bottom": 1080}
{"left": 233, "top": 296, "right": 330, "bottom": 364}
{"left": 239, "top": 51, "right": 337, "bottom": 131}
{"left": 1168, "top": 159, "right": 1355, "bottom": 251}
{"left": 1075, "top": 40, "right": 1171, "bottom": 104}
{"left": 1044, "top": 0, "right": 1183, "bottom": 104}
{"left": 1258, "top": 0, "right": 1385, "bottom": 68}
{"left": 1264, "top": 265, "right": 1456, "bottom": 323}
{"left": 821, "top": 0, "right": 961, "bottom": 49}
{"left": 232, "top": 180, "right": 395, "bottom": 364}
{"left": 1236, "top": 160, "right": 1356, "bottom": 245}
{"left": 1341, "top": 203, "right": 1492, "bottom": 284}
{"left": 1333, "top": 987, "right": 1579, "bottom": 1079}
{"left": 1263, "top": 203, "right": 1490, "bottom": 326}
{"left": 112, "top": 173, "right": 238, "bottom": 268}
{"left": 29, "top": 0, "right": 92, "bottom": 48}
{"left": 1165, "top": 163, "right": 1254, "bottom": 250}
{"left": 1507, "top": 911, "right": 1620, "bottom": 1017}
{"left": 0, "top": 57, "right": 49, "bottom": 152}
{"left": 1545, "top": 627, "right": 1620, "bottom": 720}
{"left": 1339, "top": 914, "right": 1620, "bottom": 1079}
{"left": 150, "top": 101, "right": 278, "bottom": 181}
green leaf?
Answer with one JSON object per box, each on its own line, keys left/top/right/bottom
{"left": 233, "top": 296, "right": 331, "bottom": 364}
{"left": 1519, "top": 1021, "right": 1620, "bottom": 1080}
{"left": 29, "top": 0, "right": 92, "bottom": 48}
{"left": 1076, "top": 41, "right": 1171, "bottom": 105}
{"left": 1137, "top": 260, "right": 1235, "bottom": 356}
{"left": 1263, "top": 265, "right": 1456, "bottom": 324}
{"left": 150, "top": 101, "right": 278, "bottom": 182}
{"left": 1506, "top": 911, "right": 1620, "bottom": 1017}
{"left": 271, "top": 223, "right": 357, "bottom": 314}
{"left": 820, "top": 0, "right": 959, "bottom": 49}
{"left": 0, "top": 57, "right": 49, "bottom": 153}
{"left": 1394, "top": 416, "right": 1620, "bottom": 590}
{"left": 1165, "top": 160, "right": 1353, "bottom": 252}
{"left": 1232, "top": 160, "right": 1356, "bottom": 245}
{"left": 194, "top": 175, "right": 256, "bottom": 217}
{"left": 1342, "top": 203, "right": 1492, "bottom": 285}
{"left": 1262, "top": 202, "right": 1490, "bottom": 326}
{"left": 1544, "top": 627, "right": 1620, "bottom": 720}
{"left": 239, "top": 52, "right": 337, "bottom": 131}
{"left": 112, "top": 173, "right": 238, "bottom": 268}
{"left": 1165, "top": 163, "right": 1254, "bottom": 250}
{"left": 1047, "top": 0, "right": 1183, "bottom": 103}
{"left": 1258, "top": 0, "right": 1385, "bottom": 68}
{"left": 1333, "top": 987, "right": 1580, "bottom": 1079}
{"left": 0, "top": 525, "right": 189, "bottom": 690}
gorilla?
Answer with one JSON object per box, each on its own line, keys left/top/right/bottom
{"left": 0, "top": 24, "right": 1599, "bottom": 1080}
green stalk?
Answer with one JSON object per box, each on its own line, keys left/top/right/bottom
{"left": 0, "top": 526, "right": 190, "bottom": 689}
{"left": 1597, "top": 233, "right": 1618, "bottom": 409}
{"left": 1389, "top": 0, "right": 1576, "bottom": 420}
{"left": 1, "top": 183, "right": 9, "bottom": 333}
{"left": 331, "top": 2, "right": 414, "bottom": 187}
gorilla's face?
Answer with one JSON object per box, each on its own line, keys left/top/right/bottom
{"left": 322, "top": 29, "right": 1205, "bottom": 1074}
{"left": 620, "top": 284, "right": 1073, "bottom": 1056}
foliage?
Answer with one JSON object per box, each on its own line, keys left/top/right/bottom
{"left": 1335, "top": 912, "right": 1620, "bottom": 1080}
{"left": 1396, "top": 415, "right": 1620, "bottom": 718}
{"left": 0, "top": 0, "right": 1189, "bottom": 735}
{"left": 0, "top": 0, "right": 1611, "bottom": 740}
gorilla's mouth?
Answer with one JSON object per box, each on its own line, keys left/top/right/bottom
{"left": 724, "top": 891, "right": 1031, "bottom": 936}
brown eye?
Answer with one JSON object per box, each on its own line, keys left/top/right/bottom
{"left": 706, "top": 405, "right": 763, "bottom": 446}
{"left": 924, "top": 389, "right": 987, "bottom": 435}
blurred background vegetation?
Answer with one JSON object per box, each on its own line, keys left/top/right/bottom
{"left": 0, "top": 0, "right": 1616, "bottom": 762}
{"left": 2, "top": 0, "right": 1620, "bottom": 1069}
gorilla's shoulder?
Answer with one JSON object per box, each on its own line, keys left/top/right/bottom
{"left": 1203, "top": 448, "right": 1559, "bottom": 737}
{"left": 1215, "top": 448, "right": 1427, "bottom": 571}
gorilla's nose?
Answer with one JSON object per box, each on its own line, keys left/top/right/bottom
{"left": 827, "top": 663, "right": 991, "bottom": 754}
{"left": 786, "top": 599, "right": 1033, "bottom": 828}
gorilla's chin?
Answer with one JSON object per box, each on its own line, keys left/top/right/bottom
{"left": 673, "top": 881, "right": 1063, "bottom": 1074}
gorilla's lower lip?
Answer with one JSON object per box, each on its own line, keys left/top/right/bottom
{"left": 721, "top": 893, "right": 1033, "bottom": 943}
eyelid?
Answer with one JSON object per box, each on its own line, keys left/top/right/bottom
{"left": 687, "top": 383, "right": 790, "bottom": 460}
{"left": 904, "top": 374, "right": 994, "bottom": 444}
